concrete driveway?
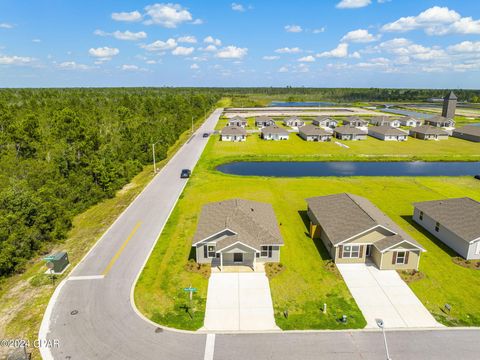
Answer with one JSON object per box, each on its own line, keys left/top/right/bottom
{"left": 337, "top": 263, "right": 442, "bottom": 329}
{"left": 203, "top": 272, "right": 278, "bottom": 331}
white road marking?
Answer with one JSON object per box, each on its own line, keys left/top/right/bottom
{"left": 204, "top": 333, "right": 216, "bottom": 360}
{"left": 68, "top": 275, "right": 105, "bottom": 281}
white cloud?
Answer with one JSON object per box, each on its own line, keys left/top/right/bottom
{"left": 448, "top": 41, "right": 480, "bottom": 53}
{"left": 313, "top": 27, "right": 326, "bottom": 34}
{"left": 177, "top": 35, "right": 197, "bottom": 43}
{"left": 336, "top": 0, "right": 371, "bottom": 9}
{"left": 146, "top": 60, "right": 157, "bottom": 64}
{"left": 295, "top": 63, "right": 310, "bottom": 73}
{"left": 0, "top": 55, "right": 34, "bottom": 65}
{"left": 377, "top": 38, "right": 447, "bottom": 61}
{"left": 32, "top": 39, "right": 41, "bottom": 43}
{"left": 382, "top": 6, "right": 480, "bottom": 35}
{"left": 204, "top": 36, "right": 221, "bottom": 46}
{"left": 231, "top": 3, "right": 245, "bottom": 12}
{"left": 144, "top": 3, "right": 193, "bottom": 28}
{"left": 191, "top": 19, "right": 203, "bottom": 25}
{"left": 172, "top": 46, "right": 194, "bottom": 55}
{"left": 275, "top": 47, "right": 301, "bottom": 54}
{"left": 58, "top": 61, "right": 91, "bottom": 70}
{"left": 350, "top": 51, "right": 361, "bottom": 59}
{"left": 216, "top": 46, "right": 248, "bottom": 59}
{"left": 141, "top": 38, "right": 177, "bottom": 51}
{"left": 317, "top": 43, "right": 349, "bottom": 58}
{"left": 278, "top": 66, "right": 289, "bottom": 73}
{"left": 201, "top": 44, "right": 218, "bottom": 52}
{"left": 341, "top": 29, "right": 380, "bottom": 43}
{"left": 298, "top": 55, "right": 315, "bottom": 62}
{"left": 262, "top": 55, "right": 280, "bottom": 60}
{"left": 121, "top": 64, "right": 146, "bottom": 71}
{"left": 88, "top": 47, "right": 119, "bottom": 60}
{"left": 0, "top": 23, "right": 14, "bottom": 29}
{"left": 111, "top": 11, "right": 142, "bottom": 22}
{"left": 96, "top": 29, "right": 147, "bottom": 41}
{"left": 190, "top": 63, "right": 199, "bottom": 69}
{"left": 285, "top": 25, "right": 303, "bottom": 33}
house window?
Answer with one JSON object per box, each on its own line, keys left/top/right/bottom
{"left": 208, "top": 245, "right": 216, "bottom": 258}
{"left": 342, "top": 245, "right": 360, "bottom": 258}
{"left": 396, "top": 251, "right": 407, "bottom": 264}
{"left": 261, "top": 246, "right": 273, "bottom": 258}
{"left": 419, "top": 211, "right": 423, "bottom": 220}
{"left": 435, "top": 222, "right": 440, "bottom": 232}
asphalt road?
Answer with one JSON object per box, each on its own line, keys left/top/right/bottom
{"left": 39, "top": 108, "right": 480, "bottom": 360}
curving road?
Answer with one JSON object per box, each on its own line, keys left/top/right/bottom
{"left": 39, "top": 108, "right": 480, "bottom": 360}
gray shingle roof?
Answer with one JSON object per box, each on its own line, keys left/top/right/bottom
{"left": 261, "top": 126, "right": 289, "bottom": 135}
{"left": 299, "top": 124, "right": 332, "bottom": 136}
{"left": 426, "top": 115, "right": 451, "bottom": 124}
{"left": 410, "top": 125, "right": 448, "bottom": 135}
{"left": 221, "top": 126, "right": 246, "bottom": 136}
{"left": 229, "top": 115, "right": 246, "bottom": 122}
{"left": 374, "top": 235, "right": 411, "bottom": 252}
{"left": 307, "top": 193, "right": 424, "bottom": 250}
{"left": 368, "top": 126, "right": 408, "bottom": 136}
{"left": 413, "top": 197, "right": 480, "bottom": 242}
{"left": 334, "top": 125, "right": 367, "bottom": 135}
{"left": 192, "top": 199, "right": 284, "bottom": 250}
{"left": 256, "top": 116, "right": 274, "bottom": 122}
{"left": 453, "top": 125, "right": 480, "bottom": 137}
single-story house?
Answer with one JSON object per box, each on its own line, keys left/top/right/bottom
{"left": 368, "top": 126, "right": 408, "bottom": 141}
{"left": 255, "top": 116, "right": 275, "bottom": 128}
{"left": 333, "top": 126, "right": 368, "bottom": 141}
{"left": 452, "top": 125, "right": 480, "bottom": 142}
{"left": 283, "top": 116, "right": 305, "bottom": 127}
{"left": 313, "top": 116, "right": 338, "bottom": 129}
{"left": 400, "top": 116, "right": 423, "bottom": 127}
{"left": 192, "top": 199, "right": 284, "bottom": 270}
{"left": 228, "top": 115, "right": 247, "bottom": 128}
{"left": 409, "top": 125, "right": 449, "bottom": 140}
{"left": 343, "top": 116, "right": 369, "bottom": 128}
{"left": 369, "top": 116, "right": 401, "bottom": 128}
{"left": 307, "top": 193, "right": 425, "bottom": 270}
{"left": 299, "top": 124, "right": 333, "bottom": 142}
{"left": 413, "top": 198, "right": 480, "bottom": 260}
{"left": 424, "top": 115, "right": 455, "bottom": 128}
{"left": 220, "top": 126, "right": 247, "bottom": 142}
{"left": 261, "top": 126, "right": 289, "bottom": 140}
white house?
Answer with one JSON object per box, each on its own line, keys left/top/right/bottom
{"left": 221, "top": 126, "right": 247, "bottom": 142}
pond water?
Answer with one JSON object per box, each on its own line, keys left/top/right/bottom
{"left": 269, "top": 101, "right": 336, "bottom": 107}
{"left": 380, "top": 108, "right": 435, "bottom": 119}
{"left": 217, "top": 161, "right": 480, "bottom": 177}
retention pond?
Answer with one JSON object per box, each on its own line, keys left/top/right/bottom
{"left": 217, "top": 161, "right": 480, "bottom": 177}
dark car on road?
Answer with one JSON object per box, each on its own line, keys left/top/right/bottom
{"left": 475, "top": 174, "right": 480, "bottom": 180}
{"left": 180, "top": 169, "right": 191, "bottom": 178}
{"left": 203, "top": 132, "right": 209, "bottom": 138}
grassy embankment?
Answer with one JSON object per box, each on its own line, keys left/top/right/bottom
{"left": 135, "top": 127, "right": 480, "bottom": 330}
{"left": 0, "top": 98, "right": 230, "bottom": 358}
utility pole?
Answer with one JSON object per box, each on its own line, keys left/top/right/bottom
{"left": 152, "top": 143, "right": 156, "bottom": 174}
{"left": 191, "top": 116, "right": 194, "bottom": 134}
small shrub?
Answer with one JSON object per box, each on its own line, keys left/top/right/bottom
{"left": 265, "top": 262, "right": 285, "bottom": 279}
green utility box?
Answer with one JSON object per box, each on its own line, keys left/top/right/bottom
{"left": 48, "top": 251, "right": 69, "bottom": 273}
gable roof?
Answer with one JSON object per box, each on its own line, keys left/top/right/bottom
{"left": 299, "top": 124, "right": 332, "bottom": 136}
{"left": 370, "top": 116, "right": 400, "bottom": 124}
{"left": 256, "top": 115, "right": 274, "bottom": 122}
{"left": 413, "top": 197, "right": 480, "bottom": 242}
{"left": 368, "top": 126, "right": 408, "bottom": 136}
{"left": 410, "top": 125, "right": 448, "bottom": 135}
{"left": 261, "top": 126, "right": 289, "bottom": 135}
{"left": 314, "top": 115, "right": 336, "bottom": 122}
{"left": 192, "top": 199, "right": 284, "bottom": 250}
{"left": 307, "top": 193, "right": 424, "bottom": 250}
{"left": 344, "top": 116, "right": 368, "bottom": 124}
{"left": 229, "top": 115, "right": 246, "bottom": 122}
{"left": 426, "top": 115, "right": 453, "bottom": 124}
{"left": 453, "top": 125, "right": 480, "bottom": 138}
{"left": 334, "top": 125, "right": 367, "bottom": 135}
{"left": 221, "top": 126, "right": 246, "bottom": 136}
{"left": 284, "top": 116, "right": 302, "bottom": 122}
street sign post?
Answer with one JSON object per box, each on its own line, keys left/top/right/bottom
{"left": 183, "top": 286, "right": 197, "bottom": 301}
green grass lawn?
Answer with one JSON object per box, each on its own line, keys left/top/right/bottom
{"left": 135, "top": 133, "right": 480, "bottom": 330}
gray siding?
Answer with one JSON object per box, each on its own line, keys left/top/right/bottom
{"left": 413, "top": 207, "right": 478, "bottom": 259}
{"left": 452, "top": 131, "right": 480, "bottom": 143}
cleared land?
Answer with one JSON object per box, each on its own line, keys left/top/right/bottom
{"left": 135, "top": 129, "right": 480, "bottom": 330}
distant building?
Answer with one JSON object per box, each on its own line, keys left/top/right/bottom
{"left": 228, "top": 116, "right": 247, "bottom": 128}
{"left": 442, "top": 91, "right": 457, "bottom": 119}
{"left": 261, "top": 126, "right": 289, "bottom": 140}
{"left": 255, "top": 116, "right": 275, "bottom": 128}
{"left": 368, "top": 126, "right": 408, "bottom": 141}
{"left": 313, "top": 116, "right": 338, "bottom": 129}
{"left": 334, "top": 126, "right": 368, "bottom": 141}
{"left": 299, "top": 125, "right": 332, "bottom": 142}
{"left": 283, "top": 116, "right": 305, "bottom": 127}
{"left": 400, "top": 117, "right": 423, "bottom": 127}
{"left": 452, "top": 125, "right": 480, "bottom": 142}
{"left": 409, "top": 126, "right": 449, "bottom": 140}
{"left": 221, "top": 126, "right": 247, "bottom": 142}
{"left": 343, "top": 116, "right": 369, "bottom": 128}
{"left": 369, "top": 116, "right": 401, "bottom": 128}
{"left": 424, "top": 115, "right": 455, "bottom": 128}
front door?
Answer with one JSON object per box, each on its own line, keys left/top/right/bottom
{"left": 233, "top": 253, "right": 243, "bottom": 263}
{"left": 366, "top": 245, "right": 372, "bottom": 257}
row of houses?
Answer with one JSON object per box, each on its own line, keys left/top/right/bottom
{"left": 192, "top": 195, "right": 480, "bottom": 272}
{"left": 227, "top": 114, "right": 457, "bottom": 130}
{"left": 220, "top": 124, "right": 480, "bottom": 142}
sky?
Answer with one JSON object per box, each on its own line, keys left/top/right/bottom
{"left": 1, "top": 0, "right": 480, "bottom": 88}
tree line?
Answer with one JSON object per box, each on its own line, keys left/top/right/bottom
{"left": 0, "top": 88, "right": 220, "bottom": 278}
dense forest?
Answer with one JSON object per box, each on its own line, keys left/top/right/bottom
{"left": 0, "top": 88, "right": 220, "bottom": 278}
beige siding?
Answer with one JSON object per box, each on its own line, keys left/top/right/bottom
{"left": 334, "top": 245, "right": 366, "bottom": 264}
{"left": 379, "top": 250, "right": 420, "bottom": 270}
{"left": 347, "top": 228, "right": 393, "bottom": 244}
